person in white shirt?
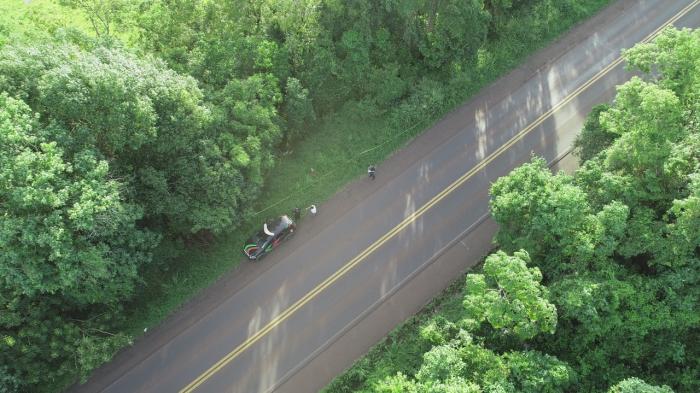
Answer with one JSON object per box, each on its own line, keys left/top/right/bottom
{"left": 308, "top": 204, "right": 317, "bottom": 216}
{"left": 263, "top": 222, "right": 275, "bottom": 237}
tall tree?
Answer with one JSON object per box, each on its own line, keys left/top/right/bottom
{"left": 0, "top": 93, "right": 154, "bottom": 304}
{"left": 0, "top": 93, "right": 153, "bottom": 391}
{"left": 0, "top": 42, "right": 263, "bottom": 235}
{"left": 623, "top": 27, "right": 700, "bottom": 105}
{"left": 382, "top": 0, "right": 490, "bottom": 70}
{"left": 463, "top": 250, "right": 557, "bottom": 341}
{"left": 489, "top": 157, "right": 628, "bottom": 276}
{"left": 607, "top": 378, "right": 674, "bottom": 393}
{"left": 573, "top": 103, "right": 616, "bottom": 163}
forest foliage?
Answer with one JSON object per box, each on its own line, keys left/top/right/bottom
{"left": 325, "top": 28, "right": 700, "bottom": 393}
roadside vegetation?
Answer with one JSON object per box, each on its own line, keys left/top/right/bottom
{"left": 324, "top": 28, "right": 700, "bottom": 393}
{"left": 1, "top": 0, "right": 615, "bottom": 391}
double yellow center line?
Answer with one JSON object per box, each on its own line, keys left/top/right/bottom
{"left": 180, "top": 2, "right": 699, "bottom": 391}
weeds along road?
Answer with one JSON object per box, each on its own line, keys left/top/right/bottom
{"left": 71, "top": 1, "right": 700, "bottom": 392}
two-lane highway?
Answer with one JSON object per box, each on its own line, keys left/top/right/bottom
{"left": 72, "top": 1, "right": 700, "bottom": 392}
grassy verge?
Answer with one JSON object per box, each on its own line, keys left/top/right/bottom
{"left": 119, "top": 0, "right": 614, "bottom": 338}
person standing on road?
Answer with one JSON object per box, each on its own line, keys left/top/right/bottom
{"left": 308, "top": 204, "right": 317, "bottom": 216}
{"left": 292, "top": 207, "right": 301, "bottom": 222}
{"left": 368, "top": 164, "right": 376, "bottom": 180}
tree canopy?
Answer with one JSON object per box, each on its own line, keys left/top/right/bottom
{"left": 463, "top": 250, "right": 557, "bottom": 341}
{"left": 0, "top": 92, "right": 147, "bottom": 389}
{"left": 0, "top": 42, "right": 265, "bottom": 235}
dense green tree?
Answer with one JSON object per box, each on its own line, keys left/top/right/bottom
{"left": 382, "top": 0, "right": 490, "bottom": 70}
{"left": 550, "top": 30, "right": 698, "bottom": 392}
{"left": 419, "top": 316, "right": 459, "bottom": 346}
{"left": 0, "top": 93, "right": 154, "bottom": 391}
{"left": 0, "top": 93, "right": 154, "bottom": 304}
{"left": 489, "top": 157, "right": 628, "bottom": 276}
{"left": 492, "top": 131, "right": 698, "bottom": 392}
{"left": 374, "top": 372, "right": 416, "bottom": 393}
{"left": 545, "top": 268, "right": 699, "bottom": 391}
{"left": 623, "top": 27, "right": 700, "bottom": 105}
{"left": 282, "top": 77, "right": 316, "bottom": 143}
{"left": 127, "top": 0, "right": 493, "bottom": 123}
{"left": 503, "top": 350, "right": 574, "bottom": 393}
{"left": 607, "top": 378, "right": 674, "bottom": 393}
{"left": 414, "top": 344, "right": 467, "bottom": 383}
{"left": 463, "top": 250, "right": 557, "bottom": 340}
{"left": 663, "top": 172, "right": 700, "bottom": 264}
{"left": 601, "top": 77, "right": 687, "bottom": 210}
{"left": 0, "top": 300, "right": 132, "bottom": 388}
{"left": 0, "top": 37, "right": 284, "bottom": 391}
{"left": 573, "top": 103, "right": 616, "bottom": 163}
{"left": 376, "top": 331, "right": 574, "bottom": 393}
{"left": 0, "top": 42, "right": 263, "bottom": 235}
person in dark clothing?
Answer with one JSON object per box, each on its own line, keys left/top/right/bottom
{"left": 292, "top": 207, "right": 301, "bottom": 222}
{"left": 368, "top": 164, "right": 376, "bottom": 180}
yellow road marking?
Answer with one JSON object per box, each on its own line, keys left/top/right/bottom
{"left": 180, "top": 2, "right": 699, "bottom": 391}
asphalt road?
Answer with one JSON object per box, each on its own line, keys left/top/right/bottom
{"left": 72, "top": 1, "right": 700, "bottom": 392}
